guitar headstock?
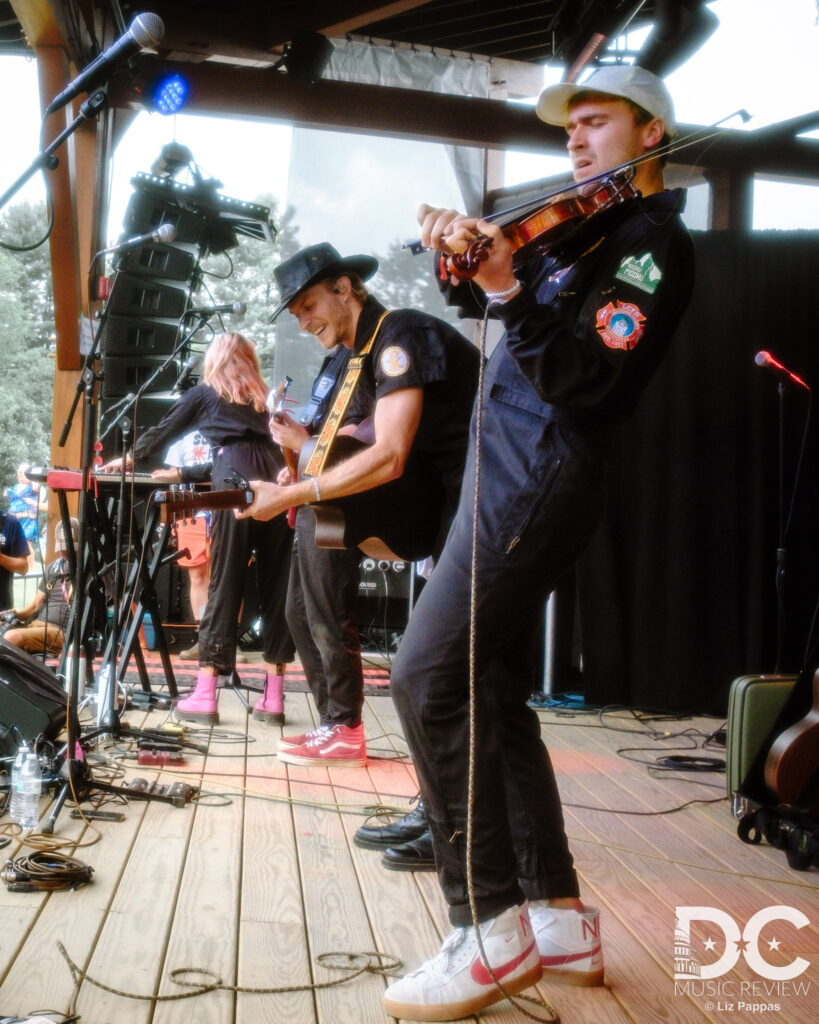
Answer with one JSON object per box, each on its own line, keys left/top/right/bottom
{"left": 153, "top": 486, "right": 254, "bottom": 524}
{"left": 267, "top": 376, "right": 294, "bottom": 422}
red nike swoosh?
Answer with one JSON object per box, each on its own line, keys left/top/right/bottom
{"left": 470, "top": 940, "right": 537, "bottom": 986}
{"left": 541, "top": 942, "right": 602, "bottom": 967}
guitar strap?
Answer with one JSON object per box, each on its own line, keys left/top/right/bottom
{"left": 302, "top": 310, "right": 391, "bottom": 479}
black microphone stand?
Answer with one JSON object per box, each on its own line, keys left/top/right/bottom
{"left": 0, "top": 85, "right": 181, "bottom": 830}
{"left": 41, "top": 260, "right": 209, "bottom": 836}
{"left": 89, "top": 316, "right": 210, "bottom": 726}
{"left": 42, "top": 356, "right": 198, "bottom": 833}
{"left": 775, "top": 380, "right": 787, "bottom": 673}
{"left": 0, "top": 90, "right": 109, "bottom": 211}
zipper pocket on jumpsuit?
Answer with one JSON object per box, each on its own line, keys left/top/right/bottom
{"left": 505, "top": 456, "right": 563, "bottom": 555}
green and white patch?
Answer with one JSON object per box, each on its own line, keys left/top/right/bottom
{"left": 615, "top": 252, "right": 662, "bottom": 294}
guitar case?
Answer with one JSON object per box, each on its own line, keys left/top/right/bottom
{"left": 726, "top": 674, "right": 796, "bottom": 813}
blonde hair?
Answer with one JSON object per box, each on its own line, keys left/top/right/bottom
{"left": 202, "top": 333, "right": 268, "bottom": 413}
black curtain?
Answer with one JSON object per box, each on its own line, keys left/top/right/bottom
{"left": 577, "top": 231, "right": 819, "bottom": 714}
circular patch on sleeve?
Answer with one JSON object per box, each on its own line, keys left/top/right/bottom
{"left": 380, "top": 345, "right": 411, "bottom": 377}
{"left": 595, "top": 301, "right": 646, "bottom": 351}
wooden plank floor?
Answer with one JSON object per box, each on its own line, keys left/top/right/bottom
{"left": 1, "top": 681, "right": 817, "bottom": 1024}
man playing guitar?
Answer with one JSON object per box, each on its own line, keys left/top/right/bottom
{"left": 240, "top": 242, "right": 479, "bottom": 773}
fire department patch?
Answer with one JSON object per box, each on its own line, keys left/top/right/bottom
{"left": 380, "top": 345, "right": 410, "bottom": 377}
{"left": 595, "top": 301, "right": 646, "bottom": 351}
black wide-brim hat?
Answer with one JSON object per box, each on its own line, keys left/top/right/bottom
{"left": 269, "top": 242, "right": 379, "bottom": 322}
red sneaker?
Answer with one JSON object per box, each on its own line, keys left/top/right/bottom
{"left": 277, "top": 723, "right": 366, "bottom": 767}
{"left": 278, "top": 724, "right": 329, "bottom": 752}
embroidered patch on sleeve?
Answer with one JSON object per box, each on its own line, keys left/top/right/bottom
{"left": 380, "top": 345, "right": 411, "bottom": 377}
{"left": 595, "top": 301, "right": 646, "bottom": 351}
{"left": 614, "top": 252, "right": 662, "bottom": 294}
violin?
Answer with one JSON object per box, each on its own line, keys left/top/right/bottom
{"left": 445, "top": 167, "right": 638, "bottom": 282}
{"left": 410, "top": 118, "right": 732, "bottom": 282}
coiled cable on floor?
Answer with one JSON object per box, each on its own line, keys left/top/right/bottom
{"left": 1, "top": 850, "right": 94, "bottom": 891}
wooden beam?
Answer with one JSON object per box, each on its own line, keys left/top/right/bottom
{"left": 314, "top": 1, "right": 434, "bottom": 38}
{"left": 37, "top": 46, "right": 81, "bottom": 371}
{"left": 9, "top": 0, "right": 63, "bottom": 47}
{"left": 148, "top": 0, "right": 432, "bottom": 62}
{"left": 110, "top": 61, "right": 819, "bottom": 183}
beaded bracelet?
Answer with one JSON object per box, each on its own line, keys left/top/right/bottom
{"left": 484, "top": 282, "right": 522, "bottom": 303}
{"left": 312, "top": 477, "right": 321, "bottom": 502}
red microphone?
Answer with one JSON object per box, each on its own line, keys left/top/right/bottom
{"left": 754, "top": 351, "right": 810, "bottom": 391}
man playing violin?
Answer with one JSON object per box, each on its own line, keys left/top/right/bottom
{"left": 383, "top": 65, "right": 695, "bottom": 1021}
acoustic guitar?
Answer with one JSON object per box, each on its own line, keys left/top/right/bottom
{"left": 764, "top": 667, "right": 819, "bottom": 814}
{"left": 153, "top": 487, "right": 254, "bottom": 524}
{"left": 297, "top": 434, "right": 445, "bottom": 562}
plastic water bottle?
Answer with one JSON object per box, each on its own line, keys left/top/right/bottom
{"left": 8, "top": 741, "right": 28, "bottom": 822}
{"left": 10, "top": 745, "right": 42, "bottom": 830}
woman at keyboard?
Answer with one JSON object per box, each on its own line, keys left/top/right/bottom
{"left": 100, "top": 332, "right": 294, "bottom": 725}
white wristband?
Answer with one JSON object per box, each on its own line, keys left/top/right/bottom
{"left": 312, "top": 477, "right": 321, "bottom": 502}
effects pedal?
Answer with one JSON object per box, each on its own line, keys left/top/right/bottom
{"left": 137, "top": 749, "right": 186, "bottom": 766}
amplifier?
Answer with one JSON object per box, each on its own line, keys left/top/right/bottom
{"left": 358, "top": 558, "right": 413, "bottom": 601}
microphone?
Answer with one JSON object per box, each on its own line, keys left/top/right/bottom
{"left": 172, "top": 354, "right": 203, "bottom": 393}
{"left": 754, "top": 351, "right": 810, "bottom": 391}
{"left": 99, "top": 223, "right": 177, "bottom": 255}
{"left": 45, "top": 13, "right": 165, "bottom": 115}
{"left": 185, "top": 301, "right": 247, "bottom": 318}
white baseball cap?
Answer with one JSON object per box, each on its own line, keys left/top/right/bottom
{"left": 536, "top": 65, "right": 677, "bottom": 137}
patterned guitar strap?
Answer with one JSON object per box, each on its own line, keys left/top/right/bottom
{"left": 302, "top": 310, "right": 391, "bottom": 480}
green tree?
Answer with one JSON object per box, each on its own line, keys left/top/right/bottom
{"left": 368, "top": 238, "right": 462, "bottom": 329}
{"left": 195, "top": 196, "right": 300, "bottom": 383}
{"left": 0, "top": 201, "right": 54, "bottom": 493}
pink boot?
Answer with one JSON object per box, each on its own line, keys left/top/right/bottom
{"left": 252, "top": 670, "right": 285, "bottom": 724}
{"left": 175, "top": 671, "right": 219, "bottom": 725}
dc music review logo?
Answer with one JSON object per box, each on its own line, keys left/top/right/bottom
{"left": 675, "top": 906, "right": 811, "bottom": 981}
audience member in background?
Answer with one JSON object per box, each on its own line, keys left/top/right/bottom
{"left": 0, "top": 506, "right": 29, "bottom": 612}
{"left": 4, "top": 463, "right": 45, "bottom": 569}
{"left": 3, "top": 517, "right": 78, "bottom": 656}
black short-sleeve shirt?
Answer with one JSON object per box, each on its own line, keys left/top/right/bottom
{"left": 345, "top": 297, "right": 479, "bottom": 502}
{"left": 0, "top": 511, "right": 28, "bottom": 610}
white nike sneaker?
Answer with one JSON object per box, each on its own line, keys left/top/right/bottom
{"left": 383, "top": 902, "right": 542, "bottom": 1021}
{"left": 529, "top": 902, "right": 605, "bottom": 986}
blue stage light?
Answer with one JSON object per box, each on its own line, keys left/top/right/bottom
{"left": 151, "top": 72, "right": 189, "bottom": 115}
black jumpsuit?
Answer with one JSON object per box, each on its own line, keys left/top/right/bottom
{"left": 391, "top": 189, "right": 695, "bottom": 926}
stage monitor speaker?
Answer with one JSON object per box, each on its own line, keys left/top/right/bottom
{"left": 123, "top": 192, "right": 209, "bottom": 247}
{"left": 0, "top": 644, "right": 65, "bottom": 759}
{"left": 114, "top": 242, "right": 198, "bottom": 284}
{"left": 103, "top": 315, "right": 181, "bottom": 357}
{"left": 104, "top": 272, "right": 190, "bottom": 322}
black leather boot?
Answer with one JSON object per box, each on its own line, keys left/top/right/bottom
{"left": 353, "top": 799, "right": 428, "bottom": 850}
{"left": 382, "top": 830, "right": 435, "bottom": 871}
